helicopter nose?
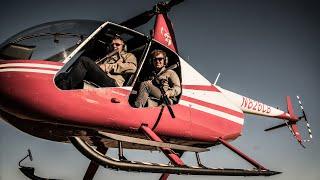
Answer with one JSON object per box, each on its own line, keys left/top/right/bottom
{"left": 0, "top": 60, "right": 62, "bottom": 119}
{"left": 0, "top": 60, "right": 32, "bottom": 116}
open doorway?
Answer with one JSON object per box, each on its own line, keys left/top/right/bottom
{"left": 129, "top": 41, "right": 182, "bottom": 108}
{"left": 54, "top": 23, "right": 149, "bottom": 90}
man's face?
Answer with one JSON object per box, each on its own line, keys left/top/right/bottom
{"left": 152, "top": 53, "right": 165, "bottom": 70}
{"left": 111, "top": 39, "right": 124, "bottom": 52}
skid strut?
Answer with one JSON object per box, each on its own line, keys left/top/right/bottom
{"left": 140, "top": 125, "right": 185, "bottom": 166}
{"left": 159, "top": 151, "right": 184, "bottom": 180}
{"left": 195, "top": 152, "right": 206, "bottom": 168}
{"left": 118, "top": 141, "right": 127, "bottom": 161}
{"left": 83, "top": 145, "right": 108, "bottom": 180}
{"left": 218, "top": 138, "right": 267, "bottom": 170}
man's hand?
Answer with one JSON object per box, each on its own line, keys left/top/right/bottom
{"left": 99, "top": 64, "right": 105, "bottom": 71}
{"left": 165, "top": 90, "right": 174, "bottom": 98}
{"left": 100, "top": 64, "right": 116, "bottom": 73}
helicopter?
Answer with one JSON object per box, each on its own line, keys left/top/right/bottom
{"left": 0, "top": 0, "right": 313, "bottom": 180}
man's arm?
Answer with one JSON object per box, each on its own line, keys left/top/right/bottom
{"left": 166, "top": 70, "right": 181, "bottom": 98}
{"left": 109, "top": 53, "right": 137, "bottom": 74}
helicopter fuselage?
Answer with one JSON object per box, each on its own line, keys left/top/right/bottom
{"left": 0, "top": 59, "right": 244, "bottom": 147}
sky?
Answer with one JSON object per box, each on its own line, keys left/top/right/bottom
{"left": 1, "top": 0, "right": 320, "bottom": 180}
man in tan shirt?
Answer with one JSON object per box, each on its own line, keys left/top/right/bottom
{"left": 134, "top": 49, "right": 181, "bottom": 108}
{"left": 57, "top": 36, "right": 137, "bottom": 89}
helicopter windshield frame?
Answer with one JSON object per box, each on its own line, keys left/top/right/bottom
{"left": 0, "top": 20, "right": 102, "bottom": 62}
{"left": 62, "top": 22, "right": 147, "bottom": 64}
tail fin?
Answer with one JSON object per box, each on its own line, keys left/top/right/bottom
{"left": 286, "top": 96, "right": 304, "bottom": 147}
{"left": 286, "top": 96, "right": 298, "bottom": 121}
{"left": 153, "top": 13, "right": 178, "bottom": 53}
{"left": 289, "top": 123, "right": 304, "bottom": 147}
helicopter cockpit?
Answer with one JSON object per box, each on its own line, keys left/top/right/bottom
{"left": 0, "top": 20, "right": 102, "bottom": 61}
{"left": 0, "top": 19, "right": 182, "bottom": 107}
{"left": 55, "top": 22, "right": 182, "bottom": 107}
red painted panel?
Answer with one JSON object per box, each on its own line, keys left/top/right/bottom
{"left": 182, "top": 85, "right": 220, "bottom": 92}
{"left": 0, "top": 60, "right": 243, "bottom": 144}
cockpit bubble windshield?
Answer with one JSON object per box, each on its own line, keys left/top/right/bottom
{"left": 0, "top": 20, "right": 102, "bottom": 62}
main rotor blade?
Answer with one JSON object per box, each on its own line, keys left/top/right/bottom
{"left": 166, "top": 0, "right": 184, "bottom": 9}
{"left": 120, "top": 10, "right": 155, "bottom": 29}
{"left": 120, "top": 0, "right": 184, "bottom": 29}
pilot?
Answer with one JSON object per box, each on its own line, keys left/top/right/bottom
{"left": 134, "top": 49, "right": 181, "bottom": 108}
{"left": 56, "top": 36, "right": 137, "bottom": 89}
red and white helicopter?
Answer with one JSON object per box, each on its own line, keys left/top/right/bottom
{"left": 0, "top": 0, "right": 313, "bottom": 179}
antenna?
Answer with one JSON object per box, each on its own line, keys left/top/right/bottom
{"left": 28, "top": 149, "right": 33, "bottom": 161}
{"left": 214, "top": 73, "right": 221, "bottom": 85}
{"left": 19, "top": 149, "right": 33, "bottom": 167}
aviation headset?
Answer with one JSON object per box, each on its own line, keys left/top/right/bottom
{"left": 149, "top": 49, "right": 168, "bottom": 66}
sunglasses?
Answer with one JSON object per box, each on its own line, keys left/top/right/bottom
{"left": 152, "top": 57, "right": 165, "bottom": 61}
{"left": 112, "top": 43, "right": 123, "bottom": 47}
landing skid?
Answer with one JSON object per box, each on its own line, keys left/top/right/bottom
{"left": 19, "top": 167, "right": 60, "bottom": 180}
{"left": 18, "top": 149, "right": 61, "bottom": 180}
{"left": 69, "top": 136, "right": 281, "bottom": 177}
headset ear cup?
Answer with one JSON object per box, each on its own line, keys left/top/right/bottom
{"left": 124, "top": 44, "right": 127, "bottom": 52}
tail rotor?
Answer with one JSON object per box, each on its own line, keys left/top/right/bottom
{"left": 265, "top": 96, "right": 313, "bottom": 148}
{"left": 296, "top": 96, "right": 313, "bottom": 143}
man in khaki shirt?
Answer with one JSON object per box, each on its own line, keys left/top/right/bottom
{"left": 134, "top": 49, "right": 181, "bottom": 108}
{"left": 99, "top": 42, "right": 137, "bottom": 86}
{"left": 57, "top": 36, "right": 137, "bottom": 89}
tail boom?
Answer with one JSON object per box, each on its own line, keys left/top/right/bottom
{"left": 216, "top": 86, "right": 310, "bottom": 147}
{"left": 216, "top": 86, "right": 294, "bottom": 121}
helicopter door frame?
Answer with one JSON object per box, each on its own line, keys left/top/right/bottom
{"left": 62, "top": 22, "right": 109, "bottom": 64}
{"left": 55, "top": 22, "right": 150, "bottom": 89}
{"left": 129, "top": 39, "right": 153, "bottom": 86}
{"left": 56, "top": 22, "right": 109, "bottom": 75}
{"left": 128, "top": 40, "right": 182, "bottom": 108}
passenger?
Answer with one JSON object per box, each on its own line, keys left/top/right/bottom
{"left": 56, "top": 36, "right": 137, "bottom": 89}
{"left": 134, "top": 49, "right": 181, "bottom": 108}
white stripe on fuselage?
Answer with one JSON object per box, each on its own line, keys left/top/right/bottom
{"left": 0, "top": 68, "right": 57, "bottom": 74}
{"left": 182, "top": 89, "right": 243, "bottom": 113}
{"left": 117, "top": 87, "right": 243, "bottom": 124}
{"left": 179, "top": 99, "right": 244, "bottom": 125}
{"left": 0, "top": 63, "right": 62, "bottom": 69}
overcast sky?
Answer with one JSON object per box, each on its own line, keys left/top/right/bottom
{"left": 1, "top": 0, "right": 320, "bottom": 180}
